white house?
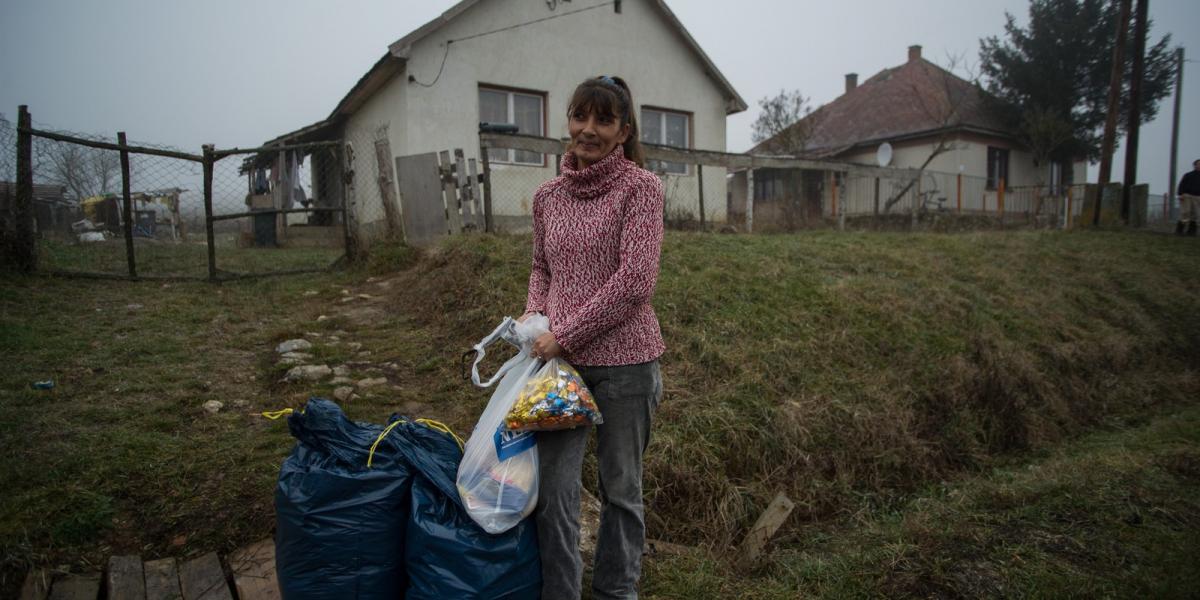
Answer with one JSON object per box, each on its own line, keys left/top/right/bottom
{"left": 262, "top": 0, "right": 746, "bottom": 241}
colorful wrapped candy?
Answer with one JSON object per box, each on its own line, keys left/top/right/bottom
{"left": 504, "top": 359, "right": 603, "bottom": 432}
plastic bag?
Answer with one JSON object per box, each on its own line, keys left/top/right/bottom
{"left": 274, "top": 398, "right": 411, "bottom": 600}
{"left": 456, "top": 315, "right": 548, "bottom": 534}
{"left": 384, "top": 417, "right": 541, "bottom": 600}
{"left": 504, "top": 358, "right": 602, "bottom": 432}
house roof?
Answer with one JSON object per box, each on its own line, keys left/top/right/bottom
{"left": 387, "top": 0, "right": 747, "bottom": 114}
{"left": 265, "top": 0, "right": 745, "bottom": 145}
{"left": 751, "top": 53, "right": 1011, "bottom": 158}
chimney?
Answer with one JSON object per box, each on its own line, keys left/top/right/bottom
{"left": 908, "top": 44, "right": 922, "bottom": 62}
{"left": 844, "top": 73, "right": 858, "bottom": 94}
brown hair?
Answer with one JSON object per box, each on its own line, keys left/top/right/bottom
{"left": 566, "top": 75, "right": 645, "bottom": 167}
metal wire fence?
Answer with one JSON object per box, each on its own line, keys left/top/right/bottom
{"left": 3, "top": 106, "right": 349, "bottom": 279}
{"left": 480, "top": 133, "right": 728, "bottom": 233}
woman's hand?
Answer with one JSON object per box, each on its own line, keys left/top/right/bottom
{"left": 531, "top": 332, "right": 562, "bottom": 361}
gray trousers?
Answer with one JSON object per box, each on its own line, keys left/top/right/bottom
{"left": 536, "top": 360, "right": 662, "bottom": 600}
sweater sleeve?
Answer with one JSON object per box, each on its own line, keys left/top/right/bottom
{"left": 553, "top": 175, "right": 664, "bottom": 354}
{"left": 525, "top": 188, "right": 551, "bottom": 314}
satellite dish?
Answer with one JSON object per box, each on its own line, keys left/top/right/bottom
{"left": 876, "top": 142, "right": 893, "bottom": 167}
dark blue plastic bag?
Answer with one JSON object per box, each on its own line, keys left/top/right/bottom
{"left": 275, "top": 398, "right": 412, "bottom": 600}
{"left": 385, "top": 416, "right": 541, "bottom": 600}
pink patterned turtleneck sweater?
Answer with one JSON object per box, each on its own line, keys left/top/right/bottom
{"left": 524, "top": 146, "right": 666, "bottom": 366}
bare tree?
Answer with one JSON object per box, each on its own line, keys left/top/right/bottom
{"left": 751, "top": 90, "right": 825, "bottom": 229}
{"left": 751, "top": 89, "right": 817, "bottom": 155}
{"left": 39, "top": 139, "right": 121, "bottom": 200}
{"left": 1020, "top": 106, "right": 1074, "bottom": 215}
{"left": 882, "top": 54, "right": 977, "bottom": 213}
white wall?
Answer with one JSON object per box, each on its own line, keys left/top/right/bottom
{"left": 345, "top": 0, "right": 733, "bottom": 226}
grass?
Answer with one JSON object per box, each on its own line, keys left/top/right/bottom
{"left": 641, "top": 404, "right": 1200, "bottom": 598}
{"left": 1, "top": 229, "right": 1198, "bottom": 598}
{"left": 35, "top": 233, "right": 344, "bottom": 278}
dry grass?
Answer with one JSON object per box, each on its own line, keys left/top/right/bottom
{"left": 382, "top": 230, "right": 1200, "bottom": 547}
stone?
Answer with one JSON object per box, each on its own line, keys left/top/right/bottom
{"left": 305, "top": 331, "right": 322, "bottom": 338}
{"left": 232, "top": 399, "right": 248, "bottom": 408}
{"left": 126, "top": 303, "right": 144, "bottom": 311}
{"left": 347, "top": 342, "right": 363, "bottom": 351}
{"left": 281, "top": 352, "right": 313, "bottom": 361}
{"left": 316, "top": 315, "right": 331, "bottom": 322}
{"left": 356, "top": 377, "right": 388, "bottom": 388}
{"left": 303, "top": 290, "right": 319, "bottom": 296}
{"left": 334, "top": 387, "right": 354, "bottom": 402}
{"left": 283, "top": 365, "right": 332, "bottom": 382}
{"left": 276, "top": 339, "right": 313, "bottom": 354}
{"left": 333, "top": 365, "right": 351, "bottom": 377}
{"left": 357, "top": 351, "right": 373, "bottom": 358}
{"left": 331, "top": 377, "right": 354, "bottom": 385}
{"left": 203, "top": 400, "right": 223, "bottom": 414}
{"left": 333, "top": 330, "right": 350, "bottom": 337}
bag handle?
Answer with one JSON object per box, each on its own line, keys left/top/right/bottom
{"left": 469, "top": 317, "right": 525, "bottom": 388}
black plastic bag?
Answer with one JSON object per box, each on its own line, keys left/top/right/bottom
{"left": 275, "top": 398, "right": 412, "bottom": 600}
{"left": 385, "top": 416, "right": 542, "bottom": 600}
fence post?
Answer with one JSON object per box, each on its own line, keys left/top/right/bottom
{"left": 912, "top": 173, "right": 920, "bottom": 228}
{"left": 696, "top": 163, "right": 705, "bottom": 231}
{"left": 118, "top": 132, "right": 137, "bottom": 279}
{"left": 829, "top": 171, "right": 838, "bottom": 224}
{"left": 1066, "top": 186, "right": 1073, "bottom": 229}
{"left": 873, "top": 177, "right": 880, "bottom": 216}
{"left": 956, "top": 173, "right": 962, "bottom": 214}
{"left": 479, "top": 141, "right": 494, "bottom": 233}
{"left": 14, "top": 105, "right": 36, "bottom": 273}
{"left": 339, "top": 143, "right": 358, "bottom": 261}
{"left": 202, "top": 144, "right": 216, "bottom": 281}
{"left": 998, "top": 177, "right": 1006, "bottom": 221}
{"left": 745, "top": 169, "right": 754, "bottom": 233}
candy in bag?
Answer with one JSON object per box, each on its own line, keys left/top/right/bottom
{"left": 504, "top": 358, "right": 602, "bottom": 432}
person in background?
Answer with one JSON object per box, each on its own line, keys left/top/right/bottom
{"left": 519, "top": 75, "right": 665, "bottom": 600}
{"left": 1176, "top": 159, "right": 1200, "bottom": 236}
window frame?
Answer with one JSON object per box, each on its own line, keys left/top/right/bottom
{"left": 478, "top": 84, "right": 548, "bottom": 167}
{"left": 641, "top": 106, "right": 692, "bottom": 176}
{"left": 986, "top": 146, "right": 1010, "bottom": 191}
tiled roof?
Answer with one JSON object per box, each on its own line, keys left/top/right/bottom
{"left": 753, "top": 57, "right": 1011, "bottom": 157}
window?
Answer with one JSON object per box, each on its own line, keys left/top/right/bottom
{"left": 479, "top": 86, "right": 545, "bottom": 165}
{"left": 641, "top": 108, "right": 690, "bottom": 175}
{"left": 986, "top": 146, "right": 1009, "bottom": 190}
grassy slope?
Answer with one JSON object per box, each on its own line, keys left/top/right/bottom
{"left": 642, "top": 404, "right": 1200, "bottom": 598}
{"left": 2, "top": 230, "right": 1198, "bottom": 597}
{"left": 394, "top": 230, "right": 1200, "bottom": 545}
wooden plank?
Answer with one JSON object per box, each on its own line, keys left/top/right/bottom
{"left": 395, "top": 152, "right": 448, "bottom": 246}
{"left": 454, "top": 149, "right": 477, "bottom": 230}
{"left": 179, "top": 553, "right": 233, "bottom": 600}
{"left": 439, "top": 150, "right": 462, "bottom": 234}
{"left": 736, "top": 493, "right": 795, "bottom": 568}
{"left": 47, "top": 573, "right": 101, "bottom": 600}
{"left": 19, "top": 568, "right": 51, "bottom": 600}
{"left": 107, "top": 555, "right": 145, "bottom": 600}
{"left": 144, "top": 558, "right": 183, "bottom": 600}
{"left": 373, "top": 137, "right": 403, "bottom": 237}
{"left": 467, "top": 158, "right": 483, "bottom": 230}
{"left": 228, "top": 539, "right": 280, "bottom": 600}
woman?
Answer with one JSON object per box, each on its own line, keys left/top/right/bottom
{"left": 519, "top": 75, "right": 665, "bottom": 600}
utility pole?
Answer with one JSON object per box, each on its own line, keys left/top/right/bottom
{"left": 1120, "top": 0, "right": 1149, "bottom": 223}
{"left": 1168, "top": 47, "right": 1184, "bottom": 221}
{"left": 1094, "top": 0, "right": 1132, "bottom": 225}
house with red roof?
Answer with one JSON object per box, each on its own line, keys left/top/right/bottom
{"left": 733, "top": 45, "right": 1087, "bottom": 228}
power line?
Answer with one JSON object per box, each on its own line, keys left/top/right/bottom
{"left": 408, "top": 1, "right": 615, "bottom": 88}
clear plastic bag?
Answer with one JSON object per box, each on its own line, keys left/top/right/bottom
{"left": 504, "top": 358, "right": 602, "bottom": 432}
{"left": 456, "top": 315, "right": 548, "bottom": 534}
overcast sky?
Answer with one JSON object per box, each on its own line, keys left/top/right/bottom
{"left": 2, "top": 0, "right": 1197, "bottom": 193}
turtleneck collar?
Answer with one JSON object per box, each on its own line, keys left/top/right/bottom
{"left": 559, "top": 145, "right": 633, "bottom": 199}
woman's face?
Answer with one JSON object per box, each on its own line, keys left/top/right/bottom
{"left": 568, "top": 106, "right": 630, "bottom": 169}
